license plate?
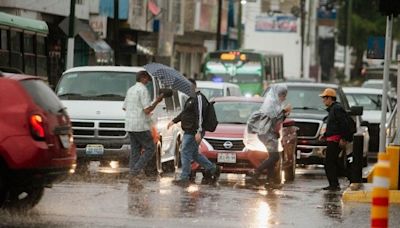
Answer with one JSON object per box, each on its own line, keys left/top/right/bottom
{"left": 217, "top": 152, "right": 236, "bottom": 163}
{"left": 86, "top": 144, "right": 104, "bottom": 155}
{"left": 59, "top": 135, "right": 70, "bottom": 148}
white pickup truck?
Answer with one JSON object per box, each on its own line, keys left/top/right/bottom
{"left": 55, "top": 66, "right": 185, "bottom": 173}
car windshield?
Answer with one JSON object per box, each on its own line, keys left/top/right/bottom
{"left": 214, "top": 101, "right": 261, "bottom": 124}
{"left": 198, "top": 87, "right": 223, "bottom": 100}
{"left": 362, "top": 83, "right": 382, "bottom": 89}
{"left": 20, "top": 79, "right": 65, "bottom": 114}
{"left": 346, "top": 93, "right": 386, "bottom": 111}
{"left": 285, "top": 86, "right": 341, "bottom": 111}
{"left": 205, "top": 73, "right": 260, "bottom": 84}
{"left": 56, "top": 71, "right": 154, "bottom": 101}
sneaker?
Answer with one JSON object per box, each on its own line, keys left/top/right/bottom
{"left": 128, "top": 176, "right": 144, "bottom": 191}
{"left": 131, "top": 170, "right": 147, "bottom": 180}
{"left": 212, "top": 165, "right": 222, "bottom": 181}
{"left": 322, "top": 186, "right": 341, "bottom": 191}
{"left": 172, "top": 179, "right": 190, "bottom": 187}
{"left": 247, "top": 170, "right": 260, "bottom": 180}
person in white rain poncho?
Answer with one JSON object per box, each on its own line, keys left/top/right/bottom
{"left": 245, "top": 84, "right": 292, "bottom": 184}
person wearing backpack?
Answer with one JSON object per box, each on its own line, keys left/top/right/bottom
{"left": 319, "top": 88, "right": 352, "bottom": 191}
{"left": 167, "top": 79, "right": 221, "bottom": 187}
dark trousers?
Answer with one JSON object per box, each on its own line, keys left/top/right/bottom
{"left": 255, "top": 152, "right": 280, "bottom": 177}
{"left": 324, "top": 141, "right": 341, "bottom": 187}
{"left": 128, "top": 131, "right": 155, "bottom": 175}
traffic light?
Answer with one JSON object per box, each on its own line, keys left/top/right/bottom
{"left": 379, "top": 0, "right": 400, "bottom": 16}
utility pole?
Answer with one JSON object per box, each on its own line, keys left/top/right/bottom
{"left": 300, "top": 0, "right": 305, "bottom": 78}
{"left": 66, "top": 0, "right": 76, "bottom": 69}
{"left": 114, "top": 0, "right": 119, "bottom": 65}
{"left": 237, "top": 0, "right": 242, "bottom": 49}
{"left": 344, "top": 0, "right": 352, "bottom": 81}
{"left": 216, "top": 0, "right": 222, "bottom": 50}
{"left": 379, "top": 15, "right": 393, "bottom": 152}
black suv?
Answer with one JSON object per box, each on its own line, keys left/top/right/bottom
{"left": 265, "top": 82, "right": 369, "bottom": 165}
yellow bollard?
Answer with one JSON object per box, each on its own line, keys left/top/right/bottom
{"left": 370, "top": 161, "right": 390, "bottom": 228}
{"left": 386, "top": 146, "right": 399, "bottom": 190}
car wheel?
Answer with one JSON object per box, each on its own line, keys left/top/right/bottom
{"left": 5, "top": 186, "right": 45, "bottom": 210}
{"left": 174, "top": 138, "right": 182, "bottom": 170}
{"left": 0, "top": 169, "right": 7, "bottom": 208}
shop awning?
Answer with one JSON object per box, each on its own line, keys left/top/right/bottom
{"left": 78, "top": 30, "right": 112, "bottom": 53}
{"left": 59, "top": 17, "right": 112, "bottom": 53}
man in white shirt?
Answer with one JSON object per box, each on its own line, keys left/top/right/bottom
{"left": 123, "top": 71, "right": 163, "bottom": 190}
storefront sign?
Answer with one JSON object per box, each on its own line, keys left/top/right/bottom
{"left": 255, "top": 15, "right": 297, "bottom": 33}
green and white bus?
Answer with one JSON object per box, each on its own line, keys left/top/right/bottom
{"left": 0, "top": 12, "right": 48, "bottom": 78}
{"left": 202, "top": 50, "right": 284, "bottom": 96}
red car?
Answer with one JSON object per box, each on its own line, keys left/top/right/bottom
{"left": 191, "top": 96, "right": 297, "bottom": 182}
{"left": 0, "top": 73, "right": 76, "bottom": 210}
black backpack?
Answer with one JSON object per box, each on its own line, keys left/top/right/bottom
{"left": 197, "top": 94, "right": 218, "bottom": 132}
{"left": 345, "top": 112, "right": 357, "bottom": 142}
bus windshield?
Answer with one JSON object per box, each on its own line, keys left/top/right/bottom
{"left": 202, "top": 50, "right": 284, "bottom": 96}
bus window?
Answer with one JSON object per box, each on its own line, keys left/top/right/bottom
{"left": 24, "top": 33, "right": 35, "bottom": 75}
{"left": 10, "top": 30, "right": 22, "bottom": 70}
{"left": 0, "top": 29, "right": 9, "bottom": 67}
{"left": 37, "top": 35, "right": 47, "bottom": 76}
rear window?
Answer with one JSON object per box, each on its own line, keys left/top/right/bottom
{"left": 20, "top": 79, "right": 65, "bottom": 113}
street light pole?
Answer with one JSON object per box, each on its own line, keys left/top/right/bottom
{"left": 300, "top": 0, "right": 305, "bottom": 78}
{"left": 66, "top": 0, "right": 76, "bottom": 69}
{"left": 237, "top": 1, "right": 242, "bottom": 49}
{"left": 114, "top": 0, "right": 119, "bottom": 65}
{"left": 216, "top": 0, "right": 222, "bottom": 50}
{"left": 379, "top": 15, "right": 393, "bottom": 152}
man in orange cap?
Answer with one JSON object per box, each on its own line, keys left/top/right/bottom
{"left": 319, "top": 88, "right": 352, "bottom": 191}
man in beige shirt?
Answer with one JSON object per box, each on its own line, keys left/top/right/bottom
{"left": 123, "top": 71, "right": 163, "bottom": 190}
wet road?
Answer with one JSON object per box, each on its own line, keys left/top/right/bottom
{"left": 1, "top": 165, "right": 399, "bottom": 228}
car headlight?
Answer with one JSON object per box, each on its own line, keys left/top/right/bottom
{"left": 244, "top": 93, "right": 252, "bottom": 98}
{"left": 320, "top": 122, "right": 327, "bottom": 136}
{"left": 243, "top": 130, "right": 268, "bottom": 152}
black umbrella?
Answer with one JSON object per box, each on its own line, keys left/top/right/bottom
{"left": 143, "top": 63, "right": 195, "bottom": 97}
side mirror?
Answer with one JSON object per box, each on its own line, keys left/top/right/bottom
{"left": 361, "top": 120, "right": 369, "bottom": 127}
{"left": 350, "top": 106, "right": 363, "bottom": 116}
{"left": 159, "top": 88, "right": 173, "bottom": 98}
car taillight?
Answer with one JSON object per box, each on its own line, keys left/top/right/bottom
{"left": 30, "top": 114, "right": 45, "bottom": 140}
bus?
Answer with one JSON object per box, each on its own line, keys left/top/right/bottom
{"left": 0, "top": 12, "right": 48, "bottom": 79}
{"left": 201, "top": 50, "right": 284, "bottom": 96}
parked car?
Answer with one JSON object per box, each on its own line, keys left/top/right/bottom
{"left": 191, "top": 96, "right": 298, "bottom": 182}
{"left": 55, "top": 66, "right": 184, "bottom": 174}
{"left": 361, "top": 79, "right": 396, "bottom": 96}
{"left": 0, "top": 74, "right": 76, "bottom": 210}
{"left": 265, "top": 82, "right": 369, "bottom": 166}
{"left": 196, "top": 81, "right": 242, "bottom": 99}
{"left": 343, "top": 87, "right": 394, "bottom": 154}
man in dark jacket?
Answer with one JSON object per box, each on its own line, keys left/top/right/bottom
{"left": 319, "top": 88, "right": 351, "bottom": 191}
{"left": 167, "top": 79, "right": 220, "bottom": 187}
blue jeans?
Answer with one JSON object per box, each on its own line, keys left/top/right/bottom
{"left": 128, "top": 131, "right": 155, "bottom": 175}
{"left": 255, "top": 152, "right": 280, "bottom": 177}
{"left": 180, "top": 133, "right": 215, "bottom": 180}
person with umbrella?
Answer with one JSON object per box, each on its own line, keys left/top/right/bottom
{"left": 123, "top": 71, "right": 164, "bottom": 190}
{"left": 167, "top": 79, "right": 221, "bottom": 187}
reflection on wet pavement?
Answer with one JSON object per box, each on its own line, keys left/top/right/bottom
{"left": 1, "top": 166, "right": 400, "bottom": 227}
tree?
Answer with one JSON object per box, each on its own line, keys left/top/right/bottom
{"left": 336, "top": 0, "right": 399, "bottom": 81}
